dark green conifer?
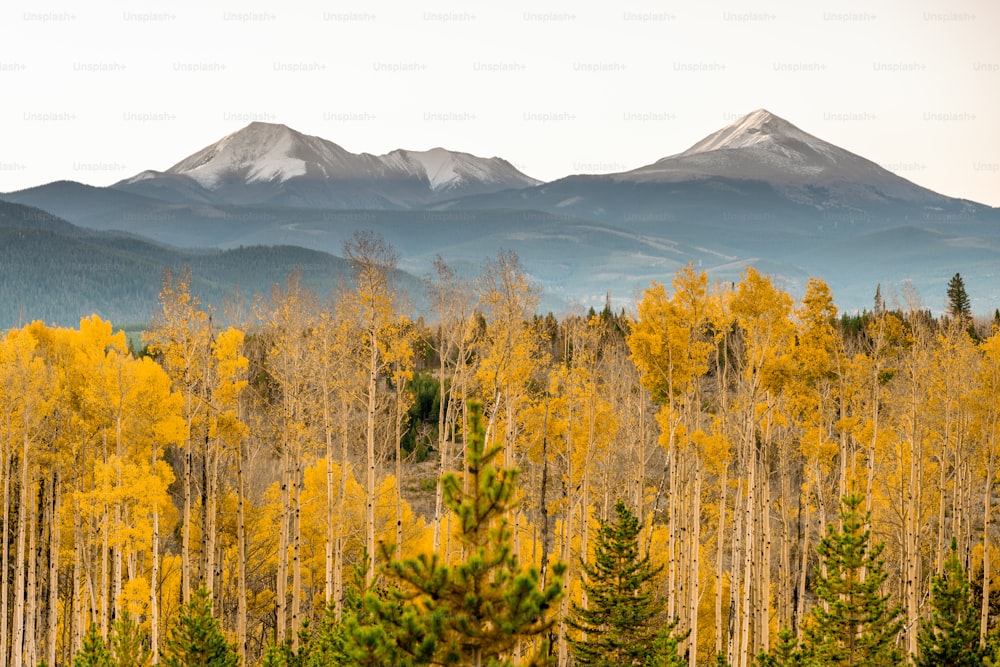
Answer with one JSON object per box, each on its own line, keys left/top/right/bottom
{"left": 916, "top": 540, "right": 982, "bottom": 667}
{"left": 73, "top": 624, "right": 113, "bottom": 667}
{"left": 568, "top": 499, "right": 684, "bottom": 667}
{"left": 161, "top": 587, "right": 239, "bottom": 667}
{"left": 365, "top": 400, "right": 564, "bottom": 666}
{"left": 111, "top": 610, "right": 151, "bottom": 667}
{"left": 802, "top": 494, "right": 903, "bottom": 666}
{"left": 948, "top": 273, "right": 972, "bottom": 321}
{"left": 755, "top": 627, "right": 805, "bottom": 667}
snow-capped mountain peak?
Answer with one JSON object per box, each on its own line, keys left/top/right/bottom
{"left": 166, "top": 122, "right": 363, "bottom": 188}
{"left": 114, "top": 122, "right": 540, "bottom": 208}
{"left": 613, "top": 108, "right": 949, "bottom": 207}
{"left": 383, "top": 147, "right": 540, "bottom": 192}
{"left": 400, "top": 147, "right": 466, "bottom": 190}
{"left": 679, "top": 109, "right": 823, "bottom": 156}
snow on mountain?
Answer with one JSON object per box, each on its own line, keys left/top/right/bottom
{"left": 115, "top": 123, "right": 539, "bottom": 207}
{"left": 618, "top": 109, "right": 950, "bottom": 206}
{"left": 679, "top": 108, "right": 830, "bottom": 157}
{"left": 382, "top": 147, "right": 540, "bottom": 192}
{"left": 170, "top": 123, "right": 307, "bottom": 187}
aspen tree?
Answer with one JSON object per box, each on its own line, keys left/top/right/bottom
{"left": 144, "top": 268, "right": 212, "bottom": 605}
{"left": 728, "top": 268, "right": 795, "bottom": 666}
{"left": 2, "top": 327, "right": 52, "bottom": 667}
{"left": 475, "top": 250, "right": 547, "bottom": 572}
{"left": 975, "top": 330, "right": 1000, "bottom": 643}
{"left": 209, "top": 326, "right": 248, "bottom": 659}
{"left": 425, "top": 256, "right": 476, "bottom": 555}
{"left": 343, "top": 231, "right": 406, "bottom": 586}
{"left": 917, "top": 320, "right": 977, "bottom": 587}
{"left": 259, "top": 272, "right": 318, "bottom": 645}
{"left": 890, "top": 310, "right": 933, "bottom": 657}
{"left": 312, "top": 300, "right": 360, "bottom": 619}
{"left": 628, "top": 266, "right": 719, "bottom": 663}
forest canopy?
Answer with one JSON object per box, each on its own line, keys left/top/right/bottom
{"left": 2, "top": 242, "right": 999, "bottom": 667}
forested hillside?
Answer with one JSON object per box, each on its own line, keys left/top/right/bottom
{"left": 2, "top": 232, "right": 999, "bottom": 666}
{"left": 0, "top": 201, "right": 376, "bottom": 328}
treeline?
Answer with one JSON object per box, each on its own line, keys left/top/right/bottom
{"left": 2, "top": 229, "right": 1000, "bottom": 666}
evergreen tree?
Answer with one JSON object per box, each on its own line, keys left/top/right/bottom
{"left": 802, "top": 494, "right": 903, "bottom": 666}
{"left": 916, "top": 540, "right": 982, "bottom": 667}
{"left": 260, "top": 621, "right": 312, "bottom": 667}
{"left": 568, "top": 499, "right": 683, "bottom": 667}
{"left": 984, "top": 630, "right": 1000, "bottom": 667}
{"left": 713, "top": 655, "right": 732, "bottom": 667}
{"left": 73, "top": 624, "right": 113, "bottom": 667}
{"left": 649, "top": 625, "right": 687, "bottom": 667}
{"left": 755, "top": 628, "right": 805, "bottom": 667}
{"left": 305, "top": 563, "right": 406, "bottom": 667}
{"left": 366, "top": 400, "right": 565, "bottom": 666}
{"left": 874, "top": 283, "right": 885, "bottom": 316}
{"left": 111, "top": 610, "right": 152, "bottom": 667}
{"left": 161, "top": 587, "right": 239, "bottom": 667}
{"left": 947, "top": 273, "right": 972, "bottom": 321}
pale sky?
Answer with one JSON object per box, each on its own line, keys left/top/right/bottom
{"left": 1, "top": 0, "right": 998, "bottom": 205}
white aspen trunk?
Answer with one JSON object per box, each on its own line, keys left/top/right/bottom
{"left": 276, "top": 444, "right": 290, "bottom": 643}
{"left": 71, "top": 510, "right": 83, "bottom": 657}
{"left": 204, "top": 442, "right": 218, "bottom": 604}
{"left": 905, "top": 391, "right": 920, "bottom": 657}
{"left": 14, "top": 433, "right": 30, "bottom": 667}
{"left": 667, "top": 415, "right": 678, "bottom": 620}
{"left": 100, "top": 501, "right": 109, "bottom": 638}
{"left": 557, "top": 402, "right": 576, "bottom": 667}
{"left": 759, "top": 442, "right": 772, "bottom": 655}
{"left": 291, "top": 444, "right": 303, "bottom": 648}
{"left": 432, "top": 323, "right": 445, "bottom": 554}
{"left": 689, "top": 454, "right": 701, "bottom": 667}
{"left": 738, "top": 440, "right": 756, "bottom": 667}
{"left": 581, "top": 456, "right": 592, "bottom": 613}
{"left": 335, "top": 391, "right": 349, "bottom": 621}
{"left": 151, "top": 483, "right": 160, "bottom": 664}
{"left": 779, "top": 449, "right": 793, "bottom": 631}
{"left": 323, "top": 375, "right": 334, "bottom": 604}
{"left": 715, "top": 465, "right": 727, "bottom": 659}
{"left": 365, "top": 328, "right": 378, "bottom": 586}
{"left": 182, "top": 393, "right": 193, "bottom": 605}
{"left": 47, "top": 473, "right": 60, "bottom": 667}
{"left": 982, "top": 458, "right": 993, "bottom": 645}
{"left": 26, "top": 489, "right": 38, "bottom": 667}
{"left": 937, "top": 433, "right": 949, "bottom": 574}
{"left": 395, "top": 373, "right": 404, "bottom": 560}
{"left": 951, "top": 441, "right": 963, "bottom": 560}
{"left": 236, "top": 433, "right": 248, "bottom": 665}
{"left": 728, "top": 477, "right": 744, "bottom": 667}
{"left": 865, "top": 367, "right": 881, "bottom": 520}
{"left": 797, "top": 488, "right": 810, "bottom": 640}
{"left": 84, "top": 533, "right": 97, "bottom": 628}
{"left": 1, "top": 443, "right": 12, "bottom": 667}
{"left": 677, "top": 451, "right": 689, "bottom": 638}
{"left": 112, "top": 415, "right": 125, "bottom": 626}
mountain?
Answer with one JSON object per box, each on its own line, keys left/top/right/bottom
{"left": 112, "top": 122, "right": 540, "bottom": 208}
{"left": 436, "top": 109, "right": 988, "bottom": 229}
{"left": 623, "top": 109, "right": 951, "bottom": 204}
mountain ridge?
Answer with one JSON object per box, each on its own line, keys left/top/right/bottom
{"left": 112, "top": 122, "right": 541, "bottom": 209}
